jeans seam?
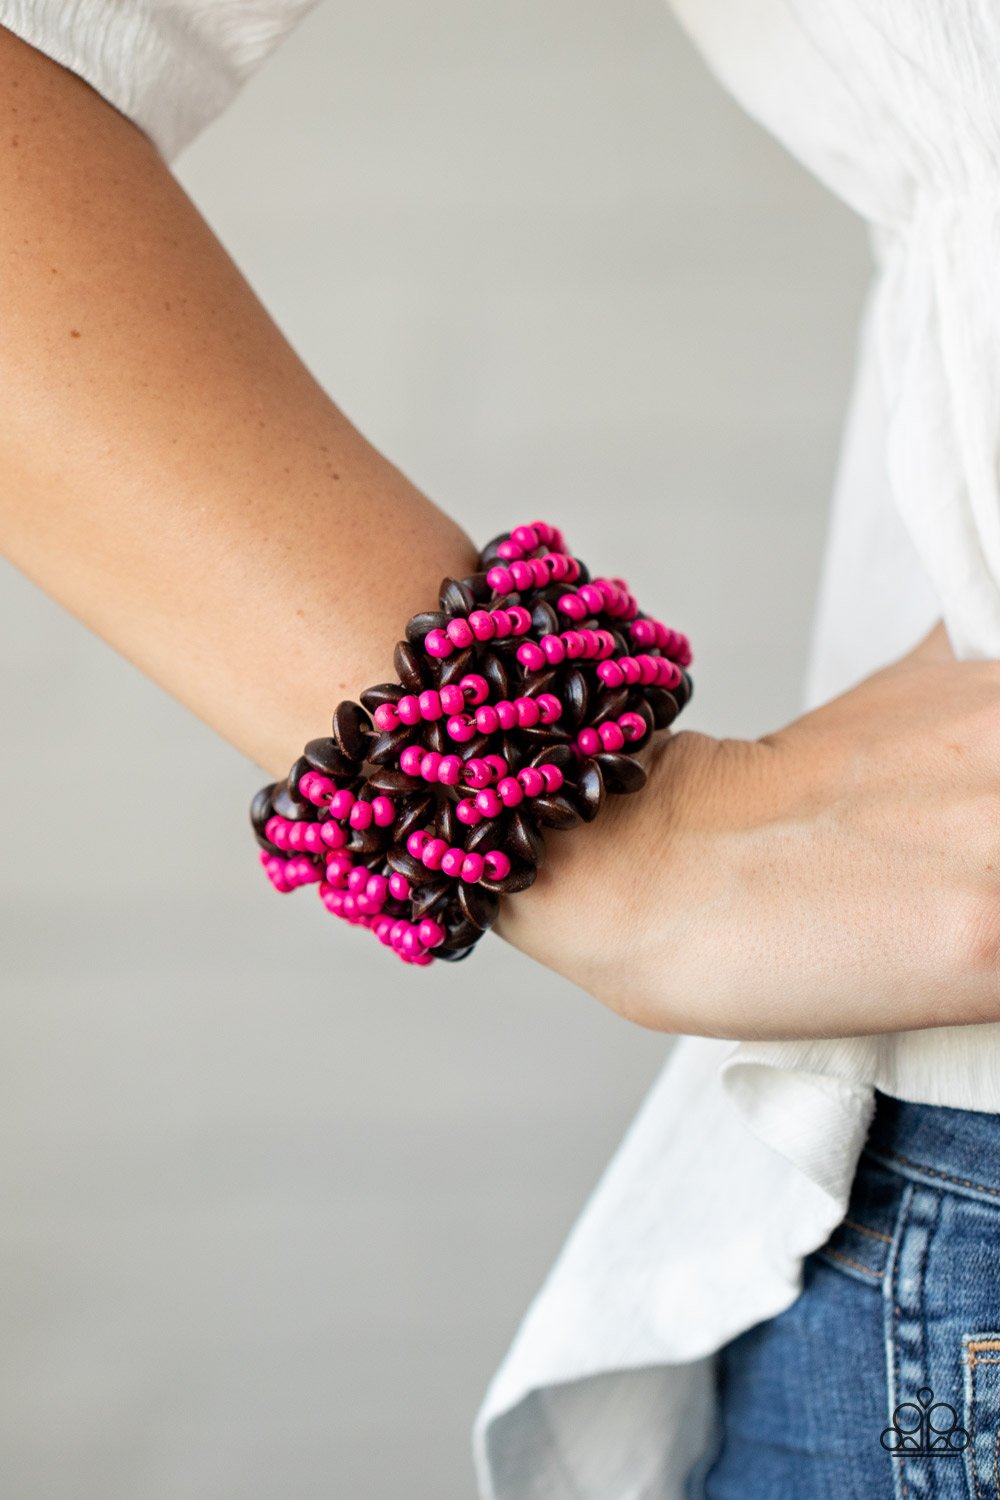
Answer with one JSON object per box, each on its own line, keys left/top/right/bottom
{"left": 882, "top": 1179, "right": 914, "bottom": 1500}
{"left": 867, "top": 1146, "right": 1000, "bottom": 1202}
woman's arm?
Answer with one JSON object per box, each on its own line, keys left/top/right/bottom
{"left": 6, "top": 24, "right": 1000, "bottom": 1045}
{"left": 0, "top": 23, "right": 479, "bottom": 777}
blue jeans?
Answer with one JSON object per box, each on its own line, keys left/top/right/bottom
{"left": 684, "top": 1089, "right": 1000, "bottom": 1500}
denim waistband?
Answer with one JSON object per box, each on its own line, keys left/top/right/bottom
{"left": 864, "top": 1089, "right": 1000, "bottom": 1204}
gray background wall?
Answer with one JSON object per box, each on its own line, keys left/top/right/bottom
{"left": 0, "top": 3, "right": 870, "bottom": 1496}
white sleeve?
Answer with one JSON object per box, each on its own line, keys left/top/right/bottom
{"left": 0, "top": 0, "right": 321, "bottom": 163}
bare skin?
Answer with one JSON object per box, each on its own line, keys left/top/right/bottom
{"left": 3, "top": 26, "right": 999, "bottom": 1042}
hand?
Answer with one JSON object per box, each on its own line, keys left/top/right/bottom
{"left": 496, "top": 622, "right": 1000, "bottom": 1041}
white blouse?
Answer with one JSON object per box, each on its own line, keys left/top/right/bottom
{"left": 5, "top": 2, "right": 1000, "bottom": 1495}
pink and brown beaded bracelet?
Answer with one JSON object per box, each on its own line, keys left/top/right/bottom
{"left": 250, "top": 522, "right": 693, "bottom": 966}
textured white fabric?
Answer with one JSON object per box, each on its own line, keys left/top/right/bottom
{"left": 5, "top": 1, "right": 1000, "bottom": 1494}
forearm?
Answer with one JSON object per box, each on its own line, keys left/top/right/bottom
{"left": 0, "top": 25, "right": 477, "bottom": 779}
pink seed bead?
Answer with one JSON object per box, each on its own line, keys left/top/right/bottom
{"left": 475, "top": 705, "right": 500, "bottom": 735}
{"left": 620, "top": 658, "right": 642, "bottom": 685}
{"left": 484, "top": 850, "right": 511, "bottom": 880}
{"left": 441, "top": 847, "right": 465, "bottom": 877}
{"left": 418, "top": 689, "right": 443, "bottom": 720}
{"left": 420, "top": 752, "right": 442, "bottom": 782}
{"left": 329, "top": 789, "right": 355, "bottom": 820}
{"left": 558, "top": 593, "right": 587, "bottom": 621}
{"left": 459, "top": 674, "right": 490, "bottom": 706}
{"left": 417, "top": 918, "right": 446, "bottom": 949}
{"left": 460, "top": 853, "right": 485, "bottom": 883}
{"left": 425, "top": 629, "right": 454, "bottom": 658}
{"left": 529, "top": 558, "right": 549, "bottom": 586}
{"left": 497, "top": 776, "right": 524, "bottom": 807}
{"left": 507, "top": 606, "right": 532, "bottom": 635}
{"left": 631, "top": 618, "right": 657, "bottom": 647}
{"left": 464, "top": 759, "right": 491, "bottom": 789}
{"left": 456, "top": 799, "right": 482, "bottom": 826}
{"left": 422, "top": 837, "right": 448, "bottom": 870}
{"left": 407, "top": 830, "right": 429, "bottom": 858}
{"left": 397, "top": 695, "right": 422, "bottom": 726}
{"left": 374, "top": 917, "right": 394, "bottom": 945}
{"left": 287, "top": 823, "right": 306, "bottom": 850}
{"left": 475, "top": 789, "right": 503, "bottom": 818}
{"left": 548, "top": 553, "right": 570, "bottom": 581}
{"left": 366, "top": 875, "right": 388, "bottom": 905}
{"left": 578, "top": 583, "right": 604, "bottom": 613}
{"left": 578, "top": 629, "right": 600, "bottom": 656}
{"left": 515, "top": 696, "right": 540, "bottom": 728}
{"left": 341, "top": 894, "right": 358, "bottom": 918}
{"left": 439, "top": 684, "right": 465, "bottom": 715}
{"left": 511, "top": 524, "right": 539, "bottom": 550}
{"left": 490, "top": 609, "right": 512, "bottom": 637}
{"left": 517, "top": 767, "right": 544, "bottom": 797}
{"left": 400, "top": 745, "right": 424, "bottom": 776}
{"left": 484, "top": 754, "right": 508, "bottom": 777}
{"left": 347, "top": 866, "right": 368, "bottom": 893}
{"left": 373, "top": 703, "right": 400, "bottom": 731}
{"left": 446, "top": 714, "right": 477, "bottom": 743}
{"left": 562, "top": 631, "right": 585, "bottom": 658}
{"left": 598, "top": 660, "right": 624, "bottom": 688}
{"left": 540, "top": 764, "right": 565, "bottom": 793}
{"left": 598, "top": 721, "right": 626, "bottom": 751}
{"left": 388, "top": 872, "right": 411, "bottom": 900}
{"left": 372, "top": 795, "right": 395, "bottom": 827}
{"left": 496, "top": 701, "right": 518, "bottom": 731}
{"left": 389, "top": 919, "right": 407, "bottom": 947}
{"left": 577, "top": 727, "right": 601, "bottom": 755}
{"left": 535, "top": 693, "right": 562, "bottom": 723}
{"left": 438, "top": 755, "right": 463, "bottom": 786}
{"left": 400, "top": 926, "right": 422, "bottom": 956}
{"left": 636, "top": 654, "right": 659, "bottom": 685}
{"left": 487, "top": 565, "right": 514, "bottom": 592}
{"left": 410, "top": 950, "right": 434, "bottom": 966}
{"left": 497, "top": 539, "right": 524, "bottom": 560}
{"left": 659, "top": 659, "right": 682, "bottom": 688}
{"left": 446, "top": 618, "right": 474, "bottom": 649}
{"left": 349, "top": 800, "right": 373, "bottom": 829}
{"left": 326, "top": 851, "right": 353, "bottom": 881}
{"left": 517, "top": 642, "right": 547, "bottom": 672}
{"left": 541, "top": 634, "right": 566, "bottom": 664}
{"left": 618, "top": 712, "right": 647, "bottom": 741}
{"left": 468, "top": 609, "right": 496, "bottom": 641}
{"left": 320, "top": 820, "right": 347, "bottom": 849}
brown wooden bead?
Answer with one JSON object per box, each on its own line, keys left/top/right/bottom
{"left": 461, "top": 572, "right": 493, "bottom": 602}
{"left": 405, "top": 610, "right": 450, "bottom": 647}
{"left": 367, "top": 726, "right": 419, "bottom": 765}
{"left": 250, "top": 783, "right": 277, "bottom": 835}
{"left": 575, "top": 760, "right": 606, "bottom": 822}
{"left": 360, "top": 682, "right": 404, "bottom": 713}
{"left": 562, "top": 667, "right": 589, "bottom": 728}
{"left": 439, "top": 647, "right": 476, "bottom": 687}
{"left": 532, "top": 793, "right": 581, "bottom": 830}
{"left": 386, "top": 847, "right": 440, "bottom": 884}
{"left": 435, "top": 795, "right": 460, "bottom": 846}
{"left": 593, "top": 752, "right": 647, "bottom": 794}
{"left": 272, "top": 781, "right": 313, "bottom": 820}
{"left": 393, "top": 640, "right": 427, "bottom": 693}
{"left": 645, "top": 688, "right": 678, "bottom": 729}
{"left": 464, "top": 817, "right": 504, "bottom": 855}
{"left": 424, "top": 719, "right": 448, "bottom": 755}
{"left": 507, "top": 809, "right": 545, "bottom": 865}
{"left": 392, "top": 794, "right": 435, "bottom": 844}
{"left": 482, "top": 652, "right": 509, "bottom": 701}
{"left": 530, "top": 741, "right": 576, "bottom": 776}
{"left": 410, "top": 880, "right": 451, "bottom": 920}
{"left": 480, "top": 861, "right": 538, "bottom": 895}
{"left": 589, "top": 685, "right": 630, "bottom": 727}
{"left": 304, "top": 737, "right": 357, "bottom": 779}
{"left": 439, "top": 576, "right": 477, "bottom": 616}
{"left": 365, "top": 767, "right": 423, "bottom": 797}
{"left": 331, "top": 699, "right": 373, "bottom": 758}
{"left": 457, "top": 882, "right": 500, "bottom": 932}
{"left": 530, "top": 599, "right": 560, "bottom": 636}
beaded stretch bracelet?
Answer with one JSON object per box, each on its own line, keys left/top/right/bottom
{"left": 249, "top": 522, "right": 693, "bottom": 966}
